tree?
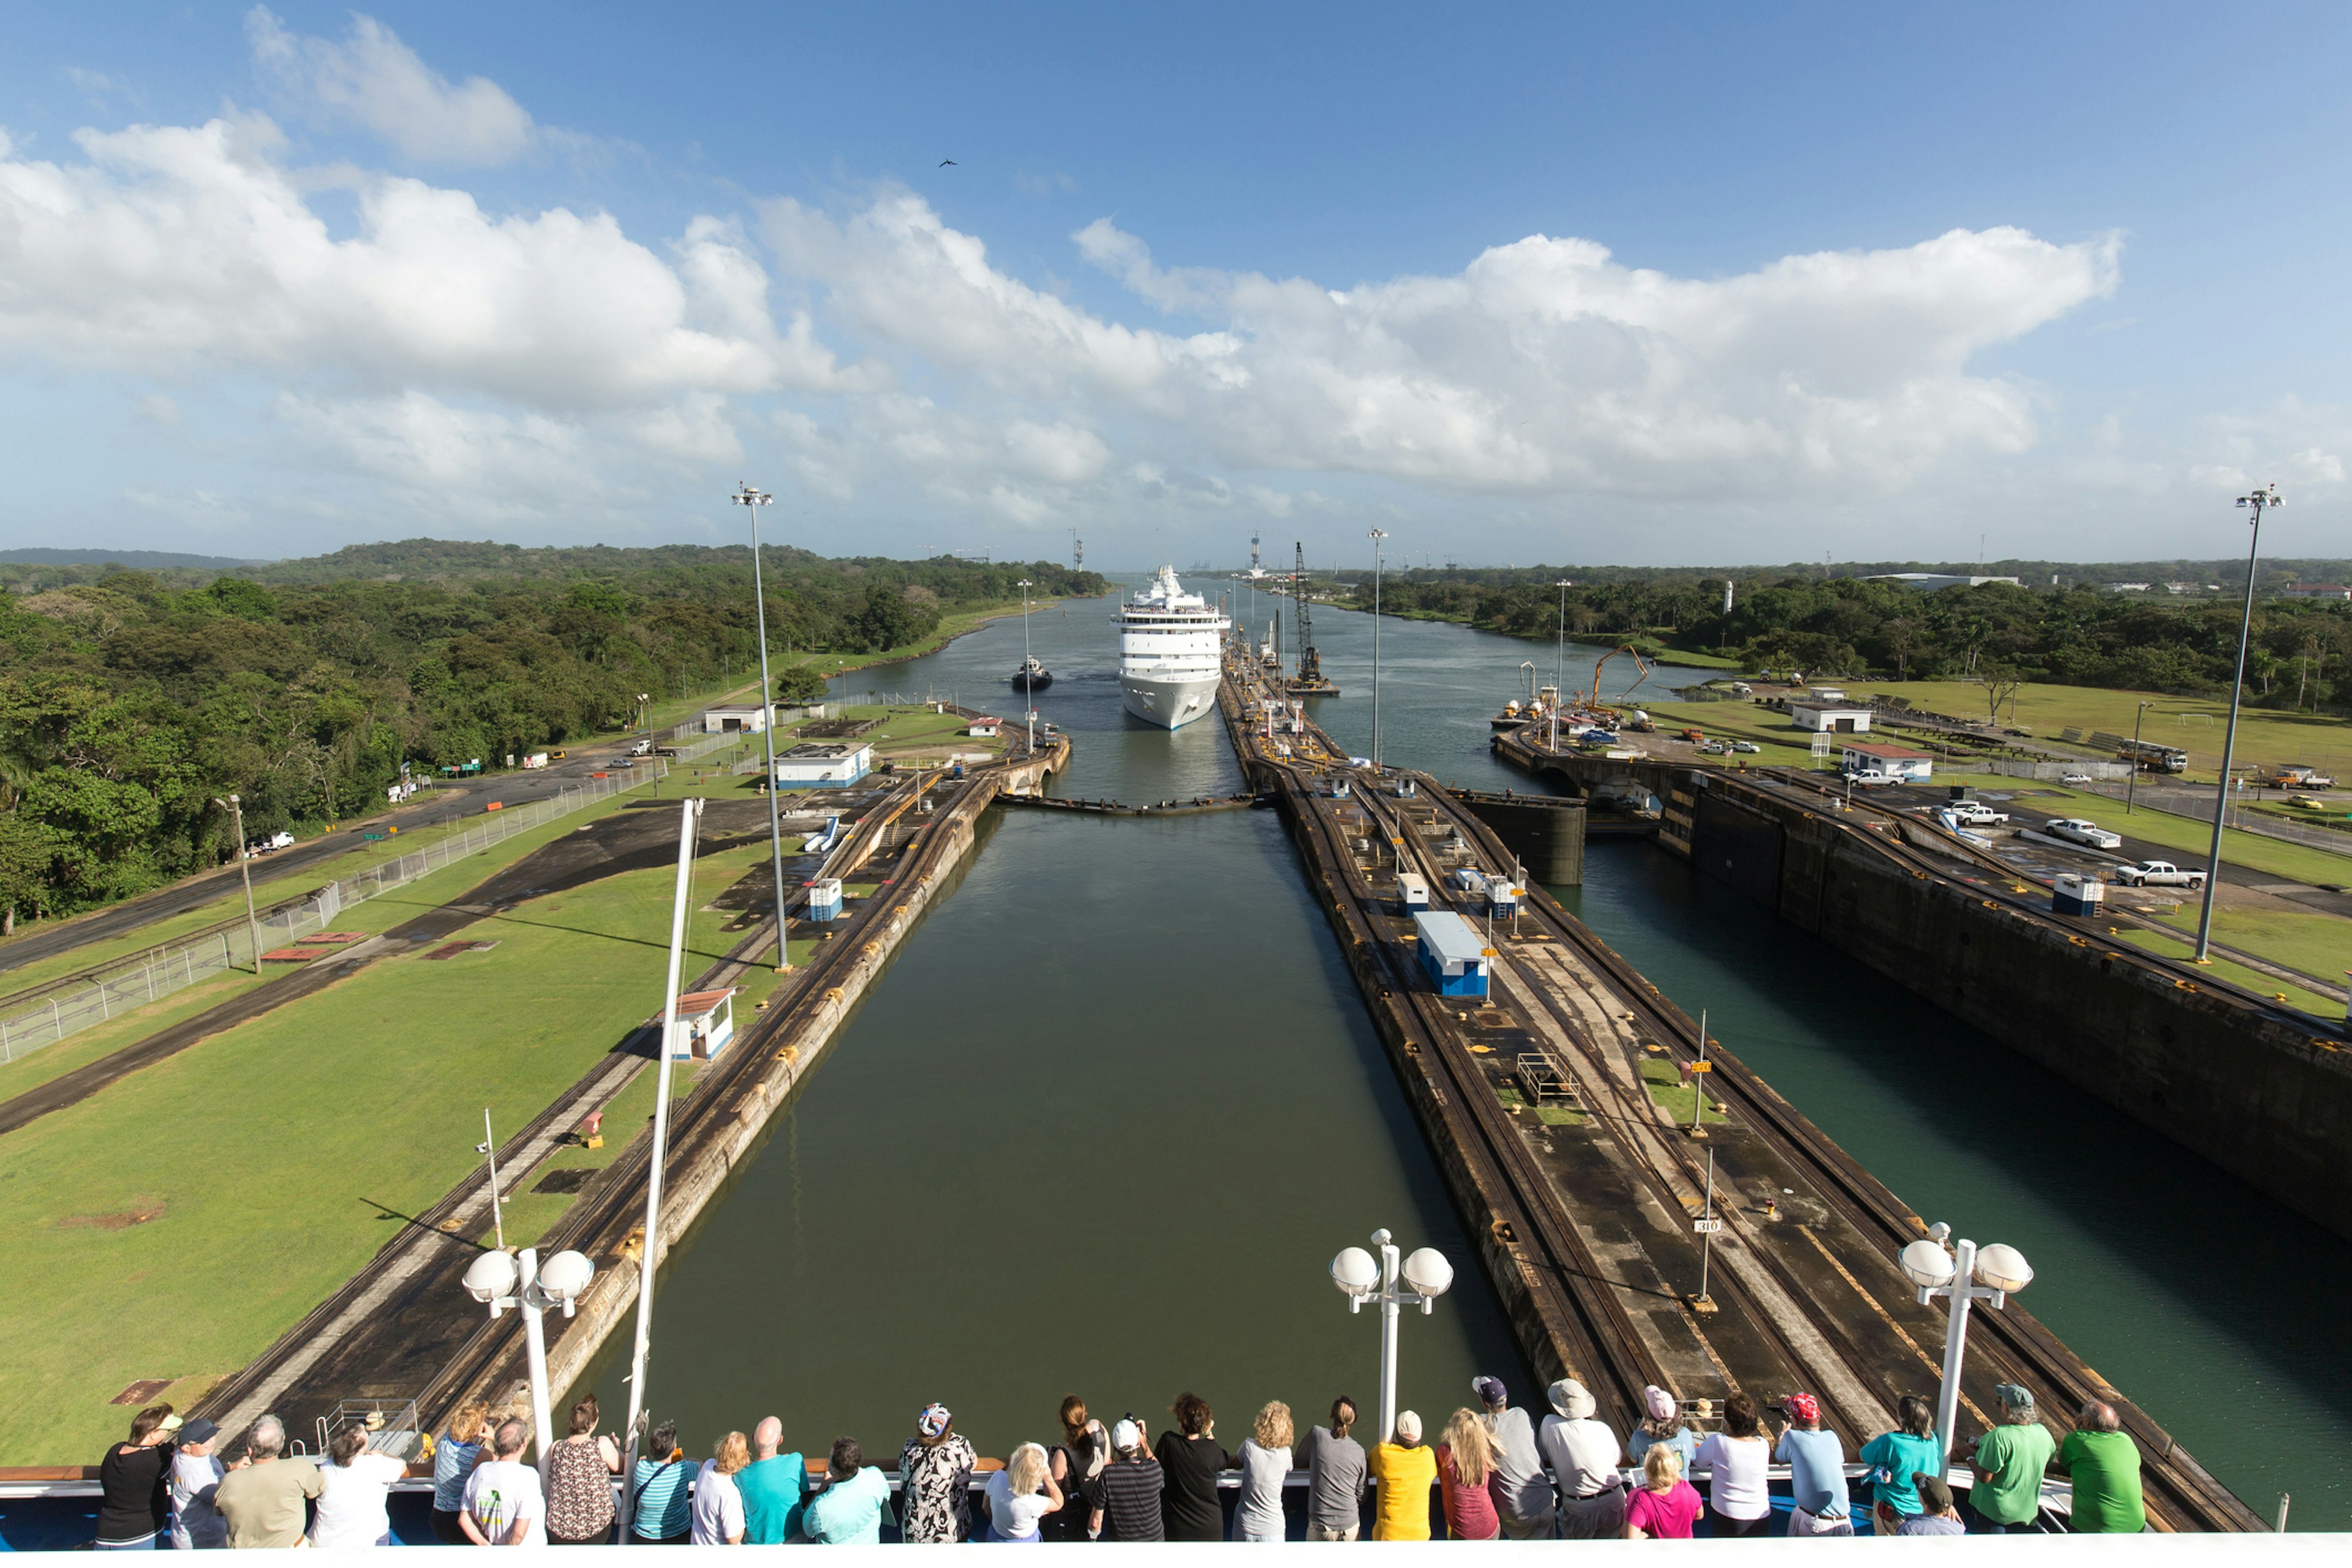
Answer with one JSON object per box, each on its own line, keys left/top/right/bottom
{"left": 1975, "top": 663, "right": 2027, "bottom": 726}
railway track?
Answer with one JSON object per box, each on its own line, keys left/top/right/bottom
{"left": 1223, "top": 659, "right": 2255, "bottom": 1530}
{"left": 1392, "top": 764, "right": 2260, "bottom": 1532}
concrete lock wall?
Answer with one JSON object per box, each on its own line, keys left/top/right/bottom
{"left": 1689, "top": 782, "right": 2352, "bottom": 1242}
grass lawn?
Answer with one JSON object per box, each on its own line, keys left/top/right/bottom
{"left": 0, "top": 970, "right": 268, "bottom": 1103}
{"left": 2145, "top": 905, "right": 2352, "bottom": 997}
{"left": 1855, "top": 680, "right": 2352, "bottom": 784}
{"left": 0, "top": 815, "right": 790, "bottom": 1461}
{"left": 1639, "top": 1056, "right": 1728, "bottom": 1125}
{"left": 2113, "top": 929, "right": 2340, "bottom": 1017}
{"left": 1637, "top": 700, "right": 1820, "bottom": 767}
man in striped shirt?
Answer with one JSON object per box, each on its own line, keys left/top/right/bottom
{"left": 1098, "top": 1420, "right": 1165, "bottom": 1542}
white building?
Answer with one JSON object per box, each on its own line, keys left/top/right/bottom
{"left": 773, "top": 742, "right": 872, "bottom": 788}
{"left": 1841, "top": 741, "right": 1934, "bottom": 782}
{"left": 701, "top": 704, "right": 769, "bottom": 734}
{"left": 1864, "top": 573, "right": 2022, "bottom": 591}
{"left": 965, "top": 716, "right": 1001, "bottom": 737}
{"left": 1790, "top": 703, "right": 1873, "bottom": 734}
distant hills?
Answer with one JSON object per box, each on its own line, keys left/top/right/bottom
{"left": 0, "top": 547, "right": 266, "bottom": 570}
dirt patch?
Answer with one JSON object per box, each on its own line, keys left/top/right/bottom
{"left": 62, "top": 1200, "right": 166, "bottom": 1231}
{"left": 531, "top": 1168, "right": 595, "bottom": 1195}
{"left": 111, "top": 1378, "right": 174, "bottom": 1405}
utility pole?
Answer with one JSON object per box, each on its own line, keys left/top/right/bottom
{"left": 1368, "top": 529, "right": 1389, "bottom": 767}
{"left": 215, "top": 794, "right": 263, "bottom": 973}
{"left": 1553, "top": 580, "right": 1572, "bottom": 754}
{"left": 2126, "top": 701, "right": 2153, "bottom": 815}
{"left": 1017, "top": 579, "right": 1036, "bottom": 750}
{"left": 478, "top": 1108, "right": 507, "bottom": 1251}
{"left": 733, "top": 483, "right": 791, "bottom": 972}
{"left": 2196, "top": 484, "right": 2280, "bottom": 962}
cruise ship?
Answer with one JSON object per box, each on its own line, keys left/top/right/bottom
{"left": 1117, "top": 565, "right": 1231, "bottom": 729}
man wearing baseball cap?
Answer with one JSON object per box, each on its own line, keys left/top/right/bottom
{"left": 1965, "top": 1384, "right": 2056, "bottom": 1533}
{"left": 1366, "top": 1411, "right": 1436, "bottom": 1540}
{"left": 1473, "top": 1377, "right": 1555, "bottom": 1538}
{"left": 1771, "top": 1394, "right": 1852, "bottom": 1536}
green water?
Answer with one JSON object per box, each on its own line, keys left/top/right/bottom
{"left": 591, "top": 587, "right": 2343, "bottom": 1529}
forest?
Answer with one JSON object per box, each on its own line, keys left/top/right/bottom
{"left": 0, "top": 544, "right": 1100, "bottom": 923}
{"left": 1341, "top": 567, "right": 2352, "bottom": 711}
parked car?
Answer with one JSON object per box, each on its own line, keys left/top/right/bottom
{"left": 1845, "top": 769, "right": 1896, "bottom": 787}
{"left": 2061, "top": 772, "right": 2094, "bottom": 786}
{"left": 244, "top": 831, "right": 296, "bottom": 857}
{"left": 1731, "top": 741, "right": 1762, "bottom": 754}
{"left": 1698, "top": 741, "right": 1730, "bottom": 755}
{"left": 1942, "top": 801, "right": 2009, "bottom": 826}
{"left": 2046, "top": 818, "right": 2124, "bottom": 850}
{"left": 2114, "top": 860, "right": 2207, "bottom": 889}
{"left": 1679, "top": 727, "right": 1707, "bottom": 743}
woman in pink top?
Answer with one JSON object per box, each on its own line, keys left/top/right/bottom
{"left": 1434, "top": 1409, "right": 1501, "bottom": 1541}
{"left": 1623, "top": 1444, "right": 1702, "bottom": 1540}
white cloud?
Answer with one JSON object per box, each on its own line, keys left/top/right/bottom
{"left": 2190, "top": 397, "right": 2351, "bottom": 497}
{"left": 0, "top": 115, "right": 843, "bottom": 412}
{"left": 246, "top": 7, "right": 535, "bottom": 165}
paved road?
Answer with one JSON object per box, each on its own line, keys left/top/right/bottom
{"left": 0, "top": 737, "right": 665, "bottom": 979}
{"left": 1874, "top": 780, "right": 2352, "bottom": 917}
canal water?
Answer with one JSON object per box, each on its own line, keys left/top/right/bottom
{"left": 582, "top": 590, "right": 1537, "bottom": 1469}
{"left": 595, "top": 581, "right": 2345, "bottom": 1529}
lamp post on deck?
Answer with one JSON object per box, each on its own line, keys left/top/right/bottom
{"left": 733, "top": 484, "right": 790, "bottom": 972}
{"left": 2196, "top": 484, "right": 2279, "bottom": 962}
{"left": 1330, "top": 1228, "right": 1453, "bottom": 1444}
{"left": 461, "top": 1245, "right": 597, "bottom": 1464}
{"left": 1896, "top": 1223, "right": 2034, "bottom": 1480}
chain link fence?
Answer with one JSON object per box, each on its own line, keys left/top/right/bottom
{"left": 0, "top": 762, "right": 669, "bottom": 1065}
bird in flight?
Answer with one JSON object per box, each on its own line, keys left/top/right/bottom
{"left": 939, "top": 159, "right": 957, "bottom": 167}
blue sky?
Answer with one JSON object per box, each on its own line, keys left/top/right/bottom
{"left": 0, "top": 2, "right": 2346, "bottom": 568}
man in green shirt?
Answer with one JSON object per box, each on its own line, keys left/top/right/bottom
{"left": 1965, "top": 1384, "right": 2056, "bottom": 1532}
{"left": 2055, "top": 1400, "right": 2145, "bottom": 1534}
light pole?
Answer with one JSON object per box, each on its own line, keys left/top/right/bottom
{"left": 1330, "top": 1227, "right": 1453, "bottom": 1443}
{"left": 2125, "top": 701, "right": 2154, "bottom": 814}
{"left": 1896, "top": 1223, "right": 2034, "bottom": 1480}
{"left": 1367, "top": 529, "right": 1389, "bottom": 769}
{"left": 1553, "top": 579, "right": 1572, "bottom": 753}
{"left": 461, "top": 1245, "right": 597, "bottom": 1464}
{"left": 213, "top": 795, "right": 263, "bottom": 973}
{"left": 475, "top": 1108, "right": 507, "bottom": 1251}
{"left": 2197, "top": 484, "right": 2280, "bottom": 962}
{"left": 1016, "top": 579, "right": 1035, "bottom": 750}
{"left": 733, "top": 484, "right": 790, "bottom": 972}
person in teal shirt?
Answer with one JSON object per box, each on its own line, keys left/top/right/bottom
{"left": 737, "top": 1418, "right": 808, "bottom": 1544}
{"left": 1966, "top": 1385, "right": 2056, "bottom": 1532}
{"left": 2056, "top": 1401, "right": 2145, "bottom": 1534}
{"left": 804, "top": 1438, "right": 893, "bottom": 1545}
{"left": 1858, "top": 1395, "right": 1942, "bottom": 1535}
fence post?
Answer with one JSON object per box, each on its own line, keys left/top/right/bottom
{"left": 145, "top": 959, "right": 156, "bottom": 1003}
{"left": 93, "top": 979, "right": 108, "bottom": 1020}
{"left": 2, "top": 1017, "right": 11, "bottom": 1062}
{"left": 50, "top": 995, "right": 61, "bottom": 1042}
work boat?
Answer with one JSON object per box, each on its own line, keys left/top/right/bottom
{"left": 1117, "top": 565, "right": 1230, "bottom": 729}
{"left": 1011, "top": 655, "right": 1053, "bottom": 691}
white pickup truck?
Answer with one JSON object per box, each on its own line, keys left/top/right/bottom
{"left": 2114, "top": 860, "right": 2208, "bottom": 889}
{"left": 1942, "top": 800, "right": 2009, "bottom": 826}
{"left": 2046, "top": 818, "right": 2125, "bottom": 851}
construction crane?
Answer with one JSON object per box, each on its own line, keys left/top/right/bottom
{"left": 1586, "top": 644, "right": 1653, "bottom": 712}
{"left": 1287, "top": 542, "right": 1338, "bottom": 696}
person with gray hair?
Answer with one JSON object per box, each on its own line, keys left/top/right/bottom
{"left": 2056, "top": 1400, "right": 2145, "bottom": 1534}
{"left": 1537, "top": 1380, "right": 1626, "bottom": 1540}
{"left": 213, "top": 1417, "right": 323, "bottom": 1549}
{"left": 1964, "top": 1384, "right": 2055, "bottom": 1533}
{"left": 462, "top": 1419, "right": 548, "bottom": 1546}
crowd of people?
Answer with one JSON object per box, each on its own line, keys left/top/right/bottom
{"left": 90, "top": 1376, "right": 2146, "bottom": 1547}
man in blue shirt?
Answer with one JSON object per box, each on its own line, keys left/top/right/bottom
{"left": 737, "top": 1418, "right": 807, "bottom": 1544}
{"left": 1772, "top": 1393, "right": 1853, "bottom": 1536}
{"left": 804, "top": 1438, "right": 893, "bottom": 1545}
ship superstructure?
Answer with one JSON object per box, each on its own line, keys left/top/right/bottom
{"left": 1116, "top": 565, "right": 1229, "bottom": 729}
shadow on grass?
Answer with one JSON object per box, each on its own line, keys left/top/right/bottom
{"left": 358, "top": 1195, "right": 490, "bottom": 1250}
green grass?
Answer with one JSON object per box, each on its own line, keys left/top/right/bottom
{"left": 2113, "top": 929, "right": 2339, "bottom": 1016}
{"left": 2145, "top": 905, "right": 2351, "bottom": 996}
{"left": 0, "top": 970, "right": 270, "bottom": 1102}
{"left": 1639, "top": 1056, "right": 1728, "bottom": 1125}
{"left": 1858, "top": 679, "right": 2352, "bottom": 785}
{"left": 1637, "top": 700, "right": 1821, "bottom": 767}
{"left": 1978, "top": 780, "right": 2352, "bottom": 888}
{"left": 0, "top": 811, "right": 790, "bottom": 1460}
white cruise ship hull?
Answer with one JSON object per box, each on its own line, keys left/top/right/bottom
{"left": 1121, "top": 673, "right": 1218, "bottom": 729}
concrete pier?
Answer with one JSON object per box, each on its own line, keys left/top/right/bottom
{"left": 1219, "top": 657, "right": 2257, "bottom": 1533}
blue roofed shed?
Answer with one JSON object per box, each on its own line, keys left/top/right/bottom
{"left": 1414, "top": 910, "right": 1490, "bottom": 997}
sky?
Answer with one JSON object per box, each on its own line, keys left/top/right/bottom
{"left": 0, "top": 2, "right": 2347, "bottom": 570}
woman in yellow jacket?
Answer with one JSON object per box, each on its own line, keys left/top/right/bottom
{"left": 1366, "top": 1411, "right": 1438, "bottom": 1540}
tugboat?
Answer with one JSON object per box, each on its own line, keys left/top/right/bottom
{"left": 1011, "top": 655, "right": 1054, "bottom": 692}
